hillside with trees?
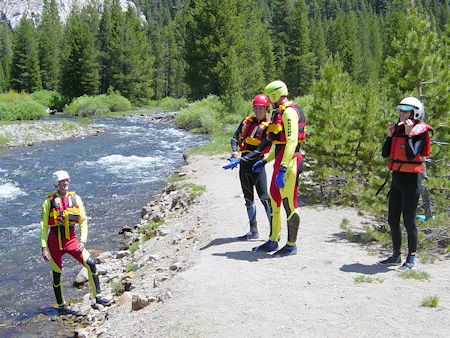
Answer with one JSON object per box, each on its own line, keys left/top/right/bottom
{"left": 0, "top": 0, "right": 448, "bottom": 250}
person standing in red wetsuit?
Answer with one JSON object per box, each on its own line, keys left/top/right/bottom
{"left": 40, "top": 170, "right": 112, "bottom": 313}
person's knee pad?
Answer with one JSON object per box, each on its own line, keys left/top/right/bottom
{"left": 85, "top": 257, "right": 97, "bottom": 274}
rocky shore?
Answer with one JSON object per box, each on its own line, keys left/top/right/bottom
{"left": 55, "top": 167, "right": 206, "bottom": 337}
{"left": 0, "top": 120, "right": 103, "bottom": 148}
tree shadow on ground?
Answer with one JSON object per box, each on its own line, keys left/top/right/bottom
{"left": 212, "top": 250, "right": 274, "bottom": 262}
{"left": 340, "top": 262, "right": 395, "bottom": 275}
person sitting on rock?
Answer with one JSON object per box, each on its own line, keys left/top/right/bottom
{"left": 40, "top": 170, "right": 112, "bottom": 314}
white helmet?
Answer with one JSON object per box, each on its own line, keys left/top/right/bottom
{"left": 52, "top": 170, "right": 70, "bottom": 185}
{"left": 397, "top": 96, "right": 424, "bottom": 120}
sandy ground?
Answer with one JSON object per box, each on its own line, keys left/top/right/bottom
{"left": 100, "top": 154, "right": 449, "bottom": 338}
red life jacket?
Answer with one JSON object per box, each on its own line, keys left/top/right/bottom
{"left": 267, "top": 101, "right": 307, "bottom": 144}
{"left": 239, "top": 116, "right": 270, "bottom": 153}
{"left": 47, "top": 191, "right": 80, "bottom": 227}
{"left": 388, "top": 121, "right": 433, "bottom": 173}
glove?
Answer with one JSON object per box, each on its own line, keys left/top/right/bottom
{"left": 275, "top": 165, "right": 286, "bottom": 188}
{"left": 223, "top": 157, "right": 240, "bottom": 170}
{"left": 252, "top": 159, "right": 267, "bottom": 173}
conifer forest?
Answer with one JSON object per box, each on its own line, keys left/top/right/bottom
{"left": 0, "top": 0, "right": 449, "bottom": 237}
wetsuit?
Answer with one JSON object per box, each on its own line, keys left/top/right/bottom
{"left": 264, "top": 104, "right": 304, "bottom": 246}
{"left": 40, "top": 192, "right": 101, "bottom": 307}
{"left": 231, "top": 117, "right": 271, "bottom": 234}
{"left": 382, "top": 124, "right": 427, "bottom": 259}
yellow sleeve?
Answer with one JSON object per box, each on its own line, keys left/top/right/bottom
{"left": 40, "top": 199, "right": 50, "bottom": 248}
{"left": 281, "top": 107, "right": 299, "bottom": 167}
{"left": 76, "top": 195, "right": 88, "bottom": 243}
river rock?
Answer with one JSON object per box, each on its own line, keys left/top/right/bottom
{"left": 74, "top": 267, "right": 88, "bottom": 285}
{"left": 115, "top": 250, "right": 130, "bottom": 259}
{"left": 131, "top": 294, "right": 149, "bottom": 311}
{"left": 96, "top": 251, "right": 112, "bottom": 263}
{"left": 118, "top": 292, "right": 135, "bottom": 306}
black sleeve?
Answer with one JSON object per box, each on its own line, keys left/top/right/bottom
{"left": 231, "top": 120, "right": 245, "bottom": 152}
{"left": 406, "top": 133, "right": 426, "bottom": 160}
{"left": 382, "top": 137, "right": 392, "bottom": 158}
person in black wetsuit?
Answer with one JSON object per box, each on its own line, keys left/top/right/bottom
{"left": 378, "top": 97, "right": 433, "bottom": 271}
{"left": 223, "top": 94, "right": 272, "bottom": 240}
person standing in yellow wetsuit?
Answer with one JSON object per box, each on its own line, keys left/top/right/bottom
{"left": 252, "top": 80, "right": 307, "bottom": 257}
{"left": 40, "top": 170, "right": 111, "bottom": 314}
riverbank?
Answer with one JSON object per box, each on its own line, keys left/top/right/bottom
{"left": 0, "top": 119, "right": 103, "bottom": 148}
{"left": 73, "top": 154, "right": 449, "bottom": 337}
{"left": 0, "top": 112, "right": 179, "bottom": 149}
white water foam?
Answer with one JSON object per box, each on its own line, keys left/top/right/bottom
{"left": 85, "top": 154, "right": 171, "bottom": 181}
{"left": 0, "top": 180, "right": 27, "bottom": 201}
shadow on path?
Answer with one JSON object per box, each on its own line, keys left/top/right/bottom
{"left": 340, "top": 262, "right": 395, "bottom": 275}
{"left": 200, "top": 237, "right": 263, "bottom": 251}
{"left": 212, "top": 250, "right": 274, "bottom": 262}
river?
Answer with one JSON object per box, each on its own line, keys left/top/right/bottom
{"left": 0, "top": 116, "right": 205, "bottom": 336}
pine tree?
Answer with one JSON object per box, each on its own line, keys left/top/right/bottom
{"left": 284, "top": 0, "right": 316, "bottom": 96}
{"left": 61, "top": 10, "right": 100, "bottom": 98}
{"left": 268, "top": 0, "right": 291, "bottom": 79}
{"left": 0, "top": 22, "right": 13, "bottom": 92}
{"left": 310, "top": 2, "right": 328, "bottom": 75}
{"left": 184, "top": 0, "right": 267, "bottom": 102}
{"left": 38, "top": 0, "right": 63, "bottom": 90}
{"left": 10, "top": 16, "right": 42, "bottom": 93}
{"left": 109, "top": 6, "right": 154, "bottom": 102}
{"left": 99, "top": 0, "right": 114, "bottom": 93}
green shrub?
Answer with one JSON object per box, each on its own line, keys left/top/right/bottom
{"left": 31, "top": 90, "right": 65, "bottom": 110}
{"left": 107, "top": 93, "right": 132, "bottom": 112}
{"left": 0, "top": 91, "right": 30, "bottom": 103}
{"left": 64, "top": 93, "right": 132, "bottom": 117}
{"left": 64, "top": 95, "right": 110, "bottom": 116}
{"left": 175, "top": 95, "right": 225, "bottom": 133}
{"left": 158, "top": 97, "right": 188, "bottom": 110}
{"left": 0, "top": 100, "right": 46, "bottom": 121}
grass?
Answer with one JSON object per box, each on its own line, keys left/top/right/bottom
{"left": 0, "top": 133, "right": 11, "bottom": 145}
{"left": 185, "top": 129, "right": 231, "bottom": 155}
{"left": 184, "top": 183, "right": 206, "bottom": 199}
{"left": 353, "top": 275, "right": 384, "bottom": 284}
{"left": 421, "top": 296, "right": 439, "bottom": 308}
{"left": 398, "top": 269, "right": 430, "bottom": 280}
{"left": 61, "top": 120, "right": 78, "bottom": 132}
{"left": 129, "top": 242, "right": 140, "bottom": 254}
{"left": 109, "top": 278, "right": 124, "bottom": 296}
{"left": 419, "top": 251, "right": 438, "bottom": 264}
{"left": 125, "top": 261, "right": 136, "bottom": 272}
{"left": 168, "top": 174, "right": 188, "bottom": 184}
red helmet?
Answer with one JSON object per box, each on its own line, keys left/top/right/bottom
{"left": 252, "top": 94, "right": 270, "bottom": 107}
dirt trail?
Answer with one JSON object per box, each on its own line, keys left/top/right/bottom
{"left": 101, "top": 155, "right": 449, "bottom": 337}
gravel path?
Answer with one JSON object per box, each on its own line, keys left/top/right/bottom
{"left": 99, "top": 154, "right": 449, "bottom": 338}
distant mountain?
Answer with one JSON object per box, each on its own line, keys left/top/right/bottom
{"left": 0, "top": 0, "right": 143, "bottom": 28}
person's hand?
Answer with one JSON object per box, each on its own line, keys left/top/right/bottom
{"left": 275, "top": 165, "right": 287, "bottom": 189}
{"left": 387, "top": 123, "right": 395, "bottom": 137}
{"left": 252, "top": 159, "right": 267, "bottom": 173}
{"left": 223, "top": 157, "right": 240, "bottom": 170}
{"left": 77, "top": 241, "right": 85, "bottom": 252}
{"left": 231, "top": 151, "right": 240, "bottom": 158}
{"left": 404, "top": 119, "right": 414, "bottom": 135}
{"left": 42, "top": 247, "right": 50, "bottom": 261}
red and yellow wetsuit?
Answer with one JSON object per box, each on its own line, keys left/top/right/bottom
{"left": 263, "top": 101, "right": 306, "bottom": 245}
{"left": 40, "top": 191, "right": 100, "bottom": 307}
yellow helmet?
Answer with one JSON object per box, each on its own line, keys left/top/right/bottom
{"left": 263, "top": 80, "right": 288, "bottom": 103}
